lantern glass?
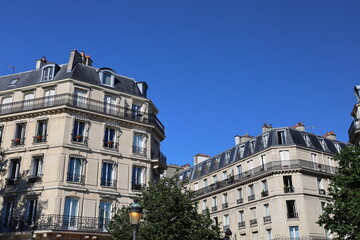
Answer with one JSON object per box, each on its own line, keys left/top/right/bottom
{"left": 129, "top": 211, "right": 142, "bottom": 225}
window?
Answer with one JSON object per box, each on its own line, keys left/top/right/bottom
{"left": 238, "top": 210, "right": 245, "bottom": 227}
{"left": 7, "top": 159, "right": 20, "bottom": 184}
{"left": 252, "top": 232, "right": 259, "bottom": 240}
{"left": 43, "top": 89, "right": 55, "bottom": 107}
{"left": 132, "top": 104, "right": 142, "bottom": 120}
{"left": 0, "top": 125, "right": 3, "bottom": 146}
{"left": 23, "top": 92, "right": 34, "bottom": 110}
{"left": 280, "top": 150, "right": 290, "bottom": 166}
{"left": 289, "top": 226, "right": 299, "bottom": 239}
{"left": 101, "top": 161, "right": 116, "bottom": 187}
{"left": 222, "top": 193, "right": 228, "bottom": 209}
{"left": 67, "top": 156, "right": 85, "bottom": 183}
{"left": 311, "top": 153, "right": 317, "bottom": 169}
{"left": 283, "top": 176, "right": 294, "bottom": 193}
{"left": 34, "top": 120, "right": 47, "bottom": 143}
{"left": 286, "top": 200, "right": 298, "bottom": 219}
{"left": 250, "top": 207, "right": 257, "bottom": 225}
{"left": 303, "top": 134, "right": 311, "bottom": 147}
{"left": 73, "top": 88, "right": 87, "bottom": 108}
{"left": 334, "top": 142, "right": 341, "bottom": 153}
{"left": 132, "top": 166, "right": 146, "bottom": 190}
{"left": 103, "top": 126, "right": 117, "bottom": 149}
{"left": 1, "top": 96, "right": 12, "bottom": 114}
{"left": 317, "top": 178, "right": 325, "bottom": 195}
{"left": 266, "top": 229, "right": 272, "bottom": 240}
{"left": 100, "top": 71, "right": 115, "bottom": 87}
{"left": 25, "top": 198, "right": 37, "bottom": 225}
{"left": 237, "top": 165, "right": 242, "bottom": 176}
{"left": 13, "top": 122, "right": 26, "bottom": 146}
{"left": 64, "top": 197, "right": 79, "bottom": 229}
{"left": 248, "top": 184, "right": 255, "bottom": 201}
{"left": 203, "top": 179, "right": 208, "bottom": 188}
{"left": 223, "top": 214, "right": 229, "bottom": 229}
{"left": 319, "top": 138, "right": 328, "bottom": 151}
{"left": 262, "top": 134, "right": 269, "bottom": 148}
{"left": 133, "top": 132, "right": 147, "bottom": 155}
{"left": 260, "top": 155, "right": 267, "bottom": 170}
{"left": 247, "top": 160, "right": 254, "bottom": 175}
{"left": 194, "top": 182, "right": 199, "bottom": 191}
{"left": 42, "top": 66, "right": 54, "bottom": 81}
{"left": 104, "top": 95, "right": 116, "bottom": 114}
{"left": 250, "top": 140, "right": 256, "bottom": 153}
{"left": 237, "top": 188, "right": 243, "bottom": 204}
{"left": 212, "top": 197, "right": 217, "bottom": 211}
{"left": 225, "top": 152, "right": 230, "bottom": 163}
{"left": 29, "top": 155, "right": 43, "bottom": 182}
{"left": 277, "top": 130, "right": 287, "bottom": 144}
{"left": 222, "top": 171, "right": 228, "bottom": 180}
{"left": 72, "top": 119, "right": 87, "bottom": 143}
{"left": 263, "top": 204, "right": 271, "bottom": 223}
{"left": 261, "top": 180, "right": 268, "bottom": 197}
{"left": 9, "top": 78, "right": 19, "bottom": 85}
{"left": 202, "top": 200, "right": 207, "bottom": 213}
{"left": 99, "top": 201, "right": 111, "bottom": 230}
{"left": 212, "top": 175, "right": 217, "bottom": 184}
{"left": 3, "top": 200, "right": 14, "bottom": 226}
{"left": 239, "top": 145, "right": 245, "bottom": 158}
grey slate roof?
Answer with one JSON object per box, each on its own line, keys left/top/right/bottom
{"left": 0, "top": 63, "right": 144, "bottom": 97}
{"left": 178, "top": 127, "right": 348, "bottom": 181}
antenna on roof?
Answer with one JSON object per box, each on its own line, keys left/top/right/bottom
{"left": 2, "top": 63, "right": 15, "bottom": 74}
{"left": 305, "top": 126, "right": 317, "bottom": 129}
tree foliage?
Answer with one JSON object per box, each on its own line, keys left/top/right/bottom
{"left": 108, "top": 206, "right": 133, "bottom": 240}
{"left": 109, "top": 177, "right": 221, "bottom": 240}
{"left": 317, "top": 146, "right": 360, "bottom": 240}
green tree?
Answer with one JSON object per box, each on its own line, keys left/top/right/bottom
{"left": 108, "top": 206, "right": 133, "bottom": 240}
{"left": 317, "top": 146, "right": 360, "bottom": 240}
{"left": 109, "top": 177, "right": 221, "bottom": 240}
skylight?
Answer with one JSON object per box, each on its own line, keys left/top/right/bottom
{"left": 9, "top": 78, "right": 19, "bottom": 85}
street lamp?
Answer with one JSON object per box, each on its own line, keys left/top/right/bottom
{"left": 128, "top": 202, "right": 143, "bottom": 240}
{"left": 223, "top": 228, "right": 232, "bottom": 240}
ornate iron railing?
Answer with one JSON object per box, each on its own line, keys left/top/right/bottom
{"left": 103, "top": 140, "right": 118, "bottom": 150}
{"left": 250, "top": 218, "right": 257, "bottom": 225}
{"left": 11, "top": 138, "right": 25, "bottom": 146}
{"left": 287, "top": 212, "right": 299, "bottom": 219}
{"left": 194, "top": 159, "right": 337, "bottom": 198}
{"left": 238, "top": 221, "right": 245, "bottom": 229}
{"left": 100, "top": 178, "right": 117, "bottom": 187}
{"left": 159, "top": 151, "right": 167, "bottom": 166}
{"left": 236, "top": 198, "right": 243, "bottom": 204}
{"left": 263, "top": 215, "right": 271, "bottom": 223}
{"left": 131, "top": 182, "right": 145, "bottom": 190}
{"left": 0, "top": 93, "right": 165, "bottom": 135}
{"left": 248, "top": 194, "right": 255, "bottom": 201}
{"left": 33, "top": 135, "right": 47, "bottom": 143}
{"left": 0, "top": 215, "right": 110, "bottom": 233}
{"left": 132, "top": 146, "right": 147, "bottom": 155}
{"left": 66, "top": 173, "right": 85, "bottom": 183}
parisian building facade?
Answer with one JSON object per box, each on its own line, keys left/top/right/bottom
{"left": 177, "top": 123, "right": 346, "bottom": 240}
{"left": 0, "top": 50, "right": 166, "bottom": 240}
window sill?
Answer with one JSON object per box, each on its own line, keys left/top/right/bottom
{"left": 70, "top": 141, "right": 88, "bottom": 146}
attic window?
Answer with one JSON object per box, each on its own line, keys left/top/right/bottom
{"left": 303, "top": 134, "right": 311, "bottom": 147}
{"left": 319, "top": 138, "right": 328, "bottom": 151}
{"left": 262, "top": 134, "right": 269, "bottom": 148}
{"left": 334, "top": 142, "right": 341, "bottom": 153}
{"left": 42, "top": 66, "right": 54, "bottom": 81}
{"left": 9, "top": 78, "right": 19, "bottom": 86}
{"left": 277, "top": 130, "right": 287, "bottom": 145}
{"left": 250, "top": 140, "right": 256, "bottom": 153}
{"left": 99, "top": 70, "right": 115, "bottom": 87}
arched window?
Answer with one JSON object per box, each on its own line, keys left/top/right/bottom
{"left": 42, "top": 66, "right": 54, "bottom": 81}
{"left": 99, "top": 68, "right": 116, "bottom": 87}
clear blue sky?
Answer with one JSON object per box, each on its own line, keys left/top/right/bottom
{"left": 1, "top": 1, "right": 359, "bottom": 166}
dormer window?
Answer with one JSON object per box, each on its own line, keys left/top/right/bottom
{"left": 99, "top": 69, "right": 116, "bottom": 87}
{"left": 42, "top": 66, "right": 54, "bottom": 81}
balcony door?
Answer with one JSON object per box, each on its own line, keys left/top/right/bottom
{"left": 99, "top": 201, "right": 111, "bottom": 231}
{"left": 74, "top": 89, "right": 87, "bottom": 108}
{"left": 64, "top": 197, "right": 79, "bottom": 229}
{"left": 280, "top": 150, "right": 290, "bottom": 167}
{"left": 23, "top": 93, "right": 34, "bottom": 110}
{"left": 43, "top": 89, "right": 55, "bottom": 107}
{"left": 104, "top": 96, "right": 116, "bottom": 114}
{"left": 101, "top": 162, "right": 115, "bottom": 187}
{"left": 67, "top": 157, "right": 83, "bottom": 182}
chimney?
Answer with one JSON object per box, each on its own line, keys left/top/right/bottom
{"left": 136, "top": 81, "right": 148, "bottom": 97}
{"left": 181, "top": 163, "right": 191, "bottom": 170}
{"left": 193, "top": 154, "right": 210, "bottom": 165}
{"left": 324, "top": 131, "right": 336, "bottom": 140}
{"left": 293, "top": 122, "right": 305, "bottom": 131}
{"left": 67, "top": 50, "right": 82, "bottom": 72}
{"left": 240, "top": 134, "right": 253, "bottom": 144}
{"left": 235, "top": 135, "right": 241, "bottom": 145}
{"left": 85, "top": 55, "right": 93, "bottom": 66}
{"left": 36, "top": 56, "right": 48, "bottom": 69}
{"left": 80, "top": 51, "right": 86, "bottom": 64}
{"left": 262, "top": 123, "right": 272, "bottom": 133}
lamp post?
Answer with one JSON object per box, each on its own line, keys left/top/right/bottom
{"left": 128, "top": 202, "right": 143, "bottom": 240}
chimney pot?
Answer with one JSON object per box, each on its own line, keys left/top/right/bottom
{"left": 324, "top": 131, "right": 336, "bottom": 140}
{"left": 262, "top": 123, "right": 272, "bottom": 133}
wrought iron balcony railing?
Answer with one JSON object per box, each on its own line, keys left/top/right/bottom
{"left": 287, "top": 212, "right": 299, "bottom": 219}
{"left": 33, "top": 135, "right": 47, "bottom": 143}
{"left": 284, "top": 186, "right": 295, "bottom": 193}
{"left": 0, "top": 93, "right": 165, "bottom": 135}
{"left": 131, "top": 182, "right": 145, "bottom": 190}
{"left": 0, "top": 215, "right": 110, "bottom": 233}
{"left": 71, "top": 134, "right": 88, "bottom": 144}
{"left": 28, "top": 175, "right": 42, "bottom": 183}
{"left": 248, "top": 194, "right": 255, "bottom": 201}
{"left": 263, "top": 215, "right": 271, "bottom": 223}
{"left": 193, "top": 159, "right": 337, "bottom": 198}
{"left": 238, "top": 221, "right": 245, "bottom": 229}
{"left": 103, "top": 140, "right": 118, "bottom": 150}
{"left": 236, "top": 198, "right": 243, "bottom": 204}
{"left": 250, "top": 218, "right": 257, "bottom": 226}
{"left": 261, "top": 190, "right": 269, "bottom": 197}
{"left": 100, "top": 178, "right": 117, "bottom": 187}
{"left": 222, "top": 203, "right": 228, "bottom": 209}
{"left": 151, "top": 151, "right": 167, "bottom": 166}
{"left": 6, "top": 178, "right": 18, "bottom": 185}
{"left": 212, "top": 206, "right": 217, "bottom": 212}
{"left": 66, "top": 174, "right": 85, "bottom": 183}
{"left": 133, "top": 146, "right": 147, "bottom": 155}
{"left": 11, "top": 138, "right": 25, "bottom": 146}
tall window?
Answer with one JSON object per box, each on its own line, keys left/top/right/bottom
{"left": 260, "top": 155, "right": 267, "bottom": 170}
{"left": 303, "top": 134, "right": 311, "bottom": 147}
{"left": 99, "top": 201, "right": 111, "bottom": 230}
{"left": 286, "top": 200, "right": 298, "bottom": 219}
{"left": 104, "top": 95, "right": 116, "bottom": 114}
{"left": 237, "top": 165, "right": 242, "bottom": 176}
{"left": 100, "top": 71, "right": 114, "bottom": 87}
{"left": 248, "top": 184, "right": 255, "bottom": 201}
{"left": 289, "top": 226, "right": 299, "bottom": 239}
{"left": 73, "top": 89, "right": 87, "bottom": 108}
{"left": 261, "top": 180, "right": 268, "bottom": 196}
{"left": 266, "top": 229, "right": 272, "bottom": 240}
{"left": 132, "top": 104, "right": 141, "bottom": 120}
{"left": 101, "top": 161, "right": 116, "bottom": 187}
{"left": 29, "top": 155, "right": 43, "bottom": 182}
{"left": 264, "top": 204, "right": 271, "bottom": 223}
{"left": 67, "top": 156, "right": 84, "bottom": 183}
{"left": 103, "top": 127, "right": 116, "bottom": 149}
{"left": 13, "top": 123, "right": 26, "bottom": 146}
{"left": 238, "top": 210, "right": 245, "bottom": 225}
{"left": 212, "top": 197, "right": 217, "bottom": 211}
{"left": 72, "top": 120, "right": 86, "bottom": 143}
{"left": 250, "top": 140, "right": 256, "bottom": 153}
{"left": 247, "top": 160, "right": 254, "bottom": 175}
{"left": 212, "top": 175, "right": 217, "bottom": 184}
{"left": 222, "top": 193, "right": 228, "bottom": 209}
{"left": 133, "top": 132, "right": 146, "bottom": 155}
{"left": 277, "top": 130, "right": 287, "bottom": 144}
{"left": 222, "top": 171, "right": 228, "bottom": 180}
{"left": 319, "top": 138, "right": 328, "bottom": 151}
{"left": 194, "top": 183, "right": 199, "bottom": 191}
{"left": 34, "top": 120, "right": 47, "bottom": 143}
{"left": 237, "top": 188, "right": 243, "bottom": 204}
{"left": 250, "top": 207, "right": 257, "bottom": 222}
{"left": 317, "top": 178, "right": 325, "bottom": 194}
{"left": 43, "top": 89, "right": 55, "bottom": 107}
{"left": 202, "top": 200, "right": 207, "bottom": 211}
{"left": 132, "top": 166, "right": 146, "bottom": 190}
{"left": 223, "top": 214, "right": 229, "bottom": 229}
{"left": 42, "top": 66, "right": 54, "bottom": 81}
{"left": 203, "top": 179, "right": 208, "bottom": 188}
{"left": 334, "top": 142, "right": 341, "bottom": 153}
{"left": 1, "top": 96, "right": 12, "bottom": 114}
{"left": 239, "top": 145, "right": 245, "bottom": 158}
{"left": 280, "top": 150, "right": 290, "bottom": 167}
{"left": 23, "top": 92, "right": 35, "bottom": 110}
{"left": 225, "top": 152, "right": 230, "bottom": 163}
{"left": 64, "top": 197, "right": 79, "bottom": 229}
{"left": 262, "top": 134, "right": 269, "bottom": 148}
{"left": 25, "top": 198, "right": 37, "bottom": 225}
{"left": 283, "top": 176, "right": 294, "bottom": 193}
{"left": 7, "top": 159, "right": 20, "bottom": 184}
{"left": 3, "top": 200, "right": 14, "bottom": 226}
{"left": 311, "top": 153, "right": 317, "bottom": 169}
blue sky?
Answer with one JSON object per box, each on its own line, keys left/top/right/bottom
{"left": 1, "top": 1, "right": 359, "bottom": 166}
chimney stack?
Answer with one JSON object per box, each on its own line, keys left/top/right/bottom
{"left": 36, "top": 56, "right": 48, "bottom": 69}
{"left": 293, "top": 122, "right": 305, "bottom": 132}
{"left": 67, "top": 50, "right": 83, "bottom": 72}
{"left": 193, "top": 154, "right": 210, "bottom": 165}
{"left": 324, "top": 131, "right": 336, "bottom": 140}
{"left": 262, "top": 123, "right": 272, "bottom": 133}
{"left": 235, "top": 135, "right": 241, "bottom": 145}
{"left": 239, "top": 134, "right": 253, "bottom": 144}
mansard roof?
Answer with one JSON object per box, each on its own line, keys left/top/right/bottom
{"left": 178, "top": 127, "right": 348, "bottom": 181}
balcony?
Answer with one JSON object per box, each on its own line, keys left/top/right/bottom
{"left": 248, "top": 194, "right": 255, "bottom": 201}
{"left": 0, "top": 215, "right": 110, "bottom": 233}
{"left": 222, "top": 203, "right": 228, "bottom": 209}
{"left": 236, "top": 198, "right": 243, "bottom": 204}
{"left": 211, "top": 206, "right": 217, "bottom": 212}
{"left": 250, "top": 219, "right": 257, "bottom": 226}
{"left": 28, "top": 175, "right": 42, "bottom": 183}
{"left": 66, "top": 174, "right": 85, "bottom": 184}
{"left": 133, "top": 146, "right": 147, "bottom": 156}
{"left": 238, "top": 221, "right": 245, "bottom": 229}
{"left": 348, "top": 119, "right": 360, "bottom": 143}
{"left": 223, "top": 225, "right": 229, "bottom": 231}
{"left": 261, "top": 190, "right": 269, "bottom": 197}
{"left": 100, "top": 178, "right": 117, "bottom": 187}
{"left": 11, "top": 138, "right": 25, "bottom": 146}
{"left": 0, "top": 93, "right": 165, "bottom": 136}
{"left": 131, "top": 182, "right": 145, "bottom": 190}
{"left": 6, "top": 178, "right": 18, "bottom": 185}
{"left": 319, "top": 189, "right": 326, "bottom": 195}
{"left": 287, "top": 212, "right": 299, "bottom": 219}
{"left": 263, "top": 215, "right": 271, "bottom": 223}
{"left": 284, "top": 186, "right": 295, "bottom": 193}
{"left": 33, "top": 135, "right": 47, "bottom": 143}
{"left": 71, "top": 134, "right": 88, "bottom": 144}
{"left": 193, "top": 159, "right": 337, "bottom": 198}
{"left": 103, "top": 140, "right": 118, "bottom": 150}
{"left": 151, "top": 151, "right": 167, "bottom": 168}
